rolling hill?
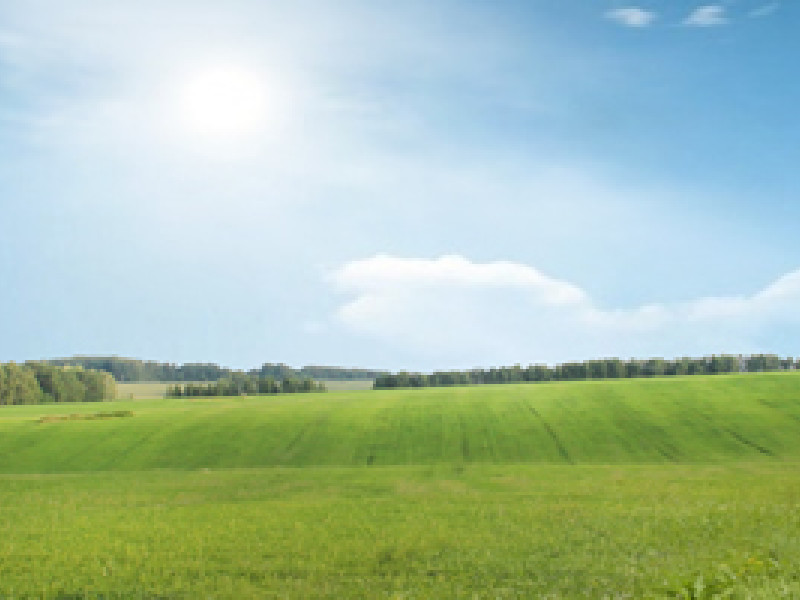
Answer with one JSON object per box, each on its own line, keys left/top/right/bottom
{"left": 1, "top": 372, "right": 799, "bottom": 473}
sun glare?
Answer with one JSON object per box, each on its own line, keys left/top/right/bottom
{"left": 176, "top": 65, "right": 269, "bottom": 140}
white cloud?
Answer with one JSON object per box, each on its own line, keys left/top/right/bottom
{"left": 333, "top": 255, "right": 587, "bottom": 306}
{"left": 684, "top": 5, "right": 729, "bottom": 27}
{"left": 605, "top": 8, "right": 657, "bottom": 28}
{"left": 330, "top": 255, "right": 800, "bottom": 366}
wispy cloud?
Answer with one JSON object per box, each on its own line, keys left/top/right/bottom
{"left": 684, "top": 5, "right": 729, "bottom": 27}
{"left": 749, "top": 3, "right": 780, "bottom": 18}
{"left": 330, "top": 255, "right": 800, "bottom": 366}
{"left": 605, "top": 7, "right": 657, "bottom": 28}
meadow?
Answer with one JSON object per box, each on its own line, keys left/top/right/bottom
{"left": 2, "top": 373, "right": 800, "bottom": 597}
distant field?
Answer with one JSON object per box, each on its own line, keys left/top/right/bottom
{"left": 3, "top": 372, "right": 800, "bottom": 597}
{"left": 318, "top": 378, "right": 375, "bottom": 391}
{"left": 116, "top": 381, "right": 174, "bottom": 399}
{"left": 117, "top": 379, "right": 374, "bottom": 399}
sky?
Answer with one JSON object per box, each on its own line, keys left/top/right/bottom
{"left": 1, "top": 0, "right": 799, "bottom": 371}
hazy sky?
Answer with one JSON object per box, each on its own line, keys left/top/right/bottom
{"left": 2, "top": 1, "right": 799, "bottom": 370}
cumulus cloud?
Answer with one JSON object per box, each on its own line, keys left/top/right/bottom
{"left": 334, "top": 255, "right": 587, "bottom": 306}
{"left": 330, "top": 255, "right": 800, "bottom": 366}
{"left": 684, "top": 5, "right": 728, "bottom": 27}
{"left": 605, "top": 7, "right": 657, "bottom": 27}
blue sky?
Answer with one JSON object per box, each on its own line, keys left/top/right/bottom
{"left": 1, "top": 0, "right": 799, "bottom": 370}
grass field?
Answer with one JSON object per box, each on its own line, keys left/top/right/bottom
{"left": 4, "top": 373, "right": 800, "bottom": 472}
{"left": 2, "top": 463, "right": 800, "bottom": 598}
{"left": 2, "top": 373, "right": 800, "bottom": 597}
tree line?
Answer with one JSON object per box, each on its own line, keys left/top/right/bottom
{"left": 0, "top": 362, "right": 117, "bottom": 405}
{"left": 374, "top": 354, "right": 798, "bottom": 389}
{"left": 45, "top": 357, "right": 236, "bottom": 382}
{"left": 46, "top": 356, "right": 386, "bottom": 382}
{"left": 251, "top": 363, "right": 385, "bottom": 381}
{"left": 166, "top": 375, "right": 326, "bottom": 397}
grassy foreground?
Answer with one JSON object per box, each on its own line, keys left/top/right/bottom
{"left": 2, "top": 463, "right": 800, "bottom": 598}
{"left": 2, "top": 373, "right": 800, "bottom": 598}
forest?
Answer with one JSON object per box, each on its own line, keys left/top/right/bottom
{"left": 166, "top": 375, "right": 326, "bottom": 397}
{"left": 0, "top": 362, "right": 116, "bottom": 405}
{"left": 0, "top": 360, "right": 326, "bottom": 404}
{"left": 374, "top": 354, "right": 797, "bottom": 388}
{"left": 45, "top": 356, "right": 385, "bottom": 382}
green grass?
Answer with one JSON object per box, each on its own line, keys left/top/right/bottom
{"left": 2, "top": 463, "right": 799, "bottom": 598}
{"left": 3, "top": 372, "right": 800, "bottom": 598}
{"left": 2, "top": 372, "right": 800, "bottom": 472}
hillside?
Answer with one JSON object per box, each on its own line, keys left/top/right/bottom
{"left": 1, "top": 372, "right": 799, "bottom": 473}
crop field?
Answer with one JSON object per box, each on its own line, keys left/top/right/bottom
{"left": 2, "top": 373, "right": 800, "bottom": 597}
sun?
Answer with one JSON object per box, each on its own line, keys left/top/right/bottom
{"left": 176, "top": 64, "right": 269, "bottom": 140}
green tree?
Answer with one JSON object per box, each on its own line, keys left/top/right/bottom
{"left": 0, "top": 363, "right": 42, "bottom": 405}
